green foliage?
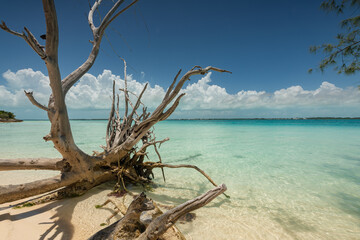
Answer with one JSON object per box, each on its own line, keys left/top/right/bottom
{"left": 0, "top": 110, "right": 16, "bottom": 119}
{"left": 68, "top": 193, "right": 81, "bottom": 198}
{"left": 12, "top": 202, "right": 35, "bottom": 209}
{"left": 310, "top": 0, "right": 360, "bottom": 74}
{"left": 22, "top": 202, "right": 35, "bottom": 207}
{"left": 320, "top": 0, "right": 360, "bottom": 14}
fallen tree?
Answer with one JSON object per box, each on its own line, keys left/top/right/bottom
{"left": 0, "top": 0, "right": 230, "bottom": 238}
{"left": 89, "top": 184, "right": 227, "bottom": 240}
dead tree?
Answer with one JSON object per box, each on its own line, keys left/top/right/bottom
{"left": 89, "top": 184, "right": 227, "bottom": 240}
{"left": 0, "top": 0, "right": 230, "bottom": 205}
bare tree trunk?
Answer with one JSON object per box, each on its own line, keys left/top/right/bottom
{"left": 0, "top": 174, "right": 75, "bottom": 204}
{"left": 0, "top": 158, "right": 62, "bottom": 171}
{"left": 0, "top": 1, "right": 232, "bottom": 238}
{"left": 0, "top": 0, "right": 230, "bottom": 213}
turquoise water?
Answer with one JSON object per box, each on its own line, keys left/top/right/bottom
{"left": 1, "top": 119, "right": 360, "bottom": 239}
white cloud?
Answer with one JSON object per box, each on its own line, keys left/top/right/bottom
{"left": 66, "top": 70, "right": 165, "bottom": 109}
{"left": 1, "top": 69, "right": 51, "bottom": 108}
{"left": 180, "top": 73, "right": 360, "bottom": 110}
{"left": 1, "top": 68, "right": 360, "bottom": 118}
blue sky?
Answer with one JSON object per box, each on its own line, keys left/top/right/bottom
{"left": 0, "top": 0, "right": 359, "bottom": 119}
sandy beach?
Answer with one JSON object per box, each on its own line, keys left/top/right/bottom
{"left": 0, "top": 170, "right": 213, "bottom": 240}
{"left": 0, "top": 170, "right": 121, "bottom": 240}
{"left": 0, "top": 170, "right": 281, "bottom": 240}
{"left": 2, "top": 0, "right": 360, "bottom": 237}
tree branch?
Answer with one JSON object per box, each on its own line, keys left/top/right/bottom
{"left": 0, "top": 173, "right": 79, "bottom": 204}
{"left": 88, "top": 0, "right": 102, "bottom": 33}
{"left": 118, "top": 88, "right": 146, "bottom": 107}
{"left": 159, "top": 93, "right": 186, "bottom": 121}
{"left": 102, "top": 0, "right": 139, "bottom": 31}
{"left": 152, "top": 66, "right": 231, "bottom": 118}
{"left": 62, "top": 0, "right": 138, "bottom": 95}
{"left": 0, "top": 158, "right": 62, "bottom": 171}
{"left": 333, "top": 40, "right": 360, "bottom": 55}
{"left": 128, "top": 83, "right": 148, "bottom": 122}
{"left": 137, "top": 184, "right": 227, "bottom": 240}
{"left": 104, "top": 66, "right": 231, "bottom": 164}
{"left": 0, "top": 21, "right": 46, "bottom": 59}
{"left": 97, "top": 0, "right": 125, "bottom": 35}
{"left": 164, "top": 69, "right": 181, "bottom": 101}
{"left": 147, "top": 162, "right": 230, "bottom": 198}
{"left": 23, "top": 27, "right": 47, "bottom": 59}
{"left": 106, "top": 80, "right": 116, "bottom": 150}
{"left": 123, "top": 57, "right": 129, "bottom": 119}
{"left": 153, "top": 144, "right": 166, "bottom": 182}
{"left": 137, "top": 138, "right": 170, "bottom": 155}
{"left": 24, "top": 91, "right": 52, "bottom": 112}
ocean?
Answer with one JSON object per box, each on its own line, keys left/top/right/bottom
{"left": 1, "top": 119, "right": 360, "bottom": 239}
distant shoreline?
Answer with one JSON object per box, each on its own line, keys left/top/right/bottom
{"left": 17, "top": 117, "right": 360, "bottom": 121}
{"left": 0, "top": 118, "right": 23, "bottom": 122}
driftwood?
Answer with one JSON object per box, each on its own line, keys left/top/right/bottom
{"left": 89, "top": 192, "right": 155, "bottom": 240}
{"left": 0, "top": 158, "right": 62, "bottom": 171}
{"left": 0, "top": 0, "right": 230, "bottom": 204}
{"left": 89, "top": 184, "right": 227, "bottom": 240}
{"left": 0, "top": 0, "right": 230, "bottom": 239}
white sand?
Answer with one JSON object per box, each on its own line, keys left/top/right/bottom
{"left": 0, "top": 171, "right": 119, "bottom": 240}
{"left": 0, "top": 171, "right": 295, "bottom": 240}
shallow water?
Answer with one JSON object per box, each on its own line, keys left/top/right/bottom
{"left": 1, "top": 119, "right": 360, "bottom": 239}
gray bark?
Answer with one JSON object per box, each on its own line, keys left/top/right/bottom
{"left": 89, "top": 184, "right": 227, "bottom": 240}
{"left": 0, "top": 1, "right": 231, "bottom": 239}
{"left": 0, "top": 158, "right": 62, "bottom": 171}
{"left": 0, "top": 0, "right": 230, "bottom": 214}
{"left": 138, "top": 184, "right": 227, "bottom": 240}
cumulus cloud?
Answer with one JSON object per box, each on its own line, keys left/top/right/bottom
{"left": 1, "top": 68, "right": 360, "bottom": 118}
{"left": 66, "top": 70, "right": 166, "bottom": 109}
{"left": 0, "top": 69, "right": 51, "bottom": 107}
{"left": 180, "top": 73, "right": 360, "bottom": 110}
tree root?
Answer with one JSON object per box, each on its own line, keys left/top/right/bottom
{"left": 138, "top": 184, "right": 227, "bottom": 240}
{"left": 90, "top": 184, "right": 226, "bottom": 240}
{"left": 96, "top": 197, "right": 128, "bottom": 224}
{"left": 1, "top": 1, "right": 231, "bottom": 238}
{"left": 144, "top": 162, "right": 230, "bottom": 198}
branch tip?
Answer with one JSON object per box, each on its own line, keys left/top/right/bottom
{"left": 24, "top": 90, "right": 51, "bottom": 112}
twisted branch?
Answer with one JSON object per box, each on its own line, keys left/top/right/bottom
{"left": 62, "top": 0, "right": 139, "bottom": 95}
{"left": 0, "top": 21, "right": 46, "bottom": 59}
{"left": 137, "top": 184, "right": 227, "bottom": 240}
{"left": 145, "top": 162, "right": 230, "bottom": 198}
{"left": 104, "top": 66, "right": 231, "bottom": 164}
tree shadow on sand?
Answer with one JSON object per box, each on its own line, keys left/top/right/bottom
{"left": 0, "top": 198, "right": 75, "bottom": 240}
{"left": 0, "top": 182, "right": 118, "bottom": 240}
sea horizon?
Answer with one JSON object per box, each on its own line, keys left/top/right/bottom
{"left": 14, "top": 116, "right": 360, "bottom": 121}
